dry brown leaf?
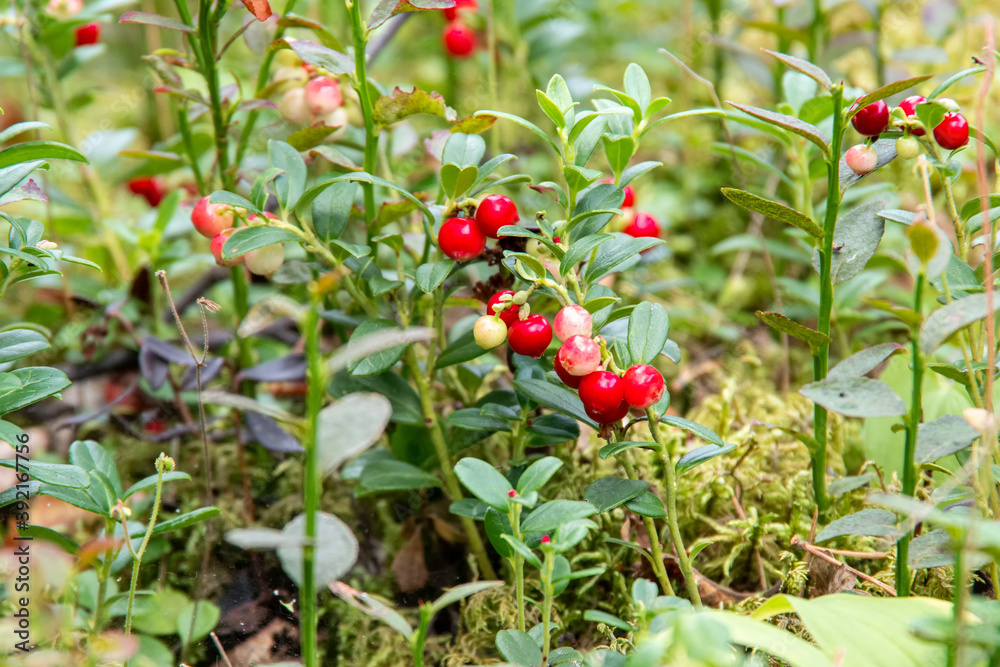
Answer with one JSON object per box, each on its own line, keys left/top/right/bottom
{"left": 392, "top": 530, "right": 428, "bottom": 593}
{"left": 227, "top": 618, "right": 297, "bottom": 665}
{"left": 807, "top": 551, "right": 858, "bottom": 597}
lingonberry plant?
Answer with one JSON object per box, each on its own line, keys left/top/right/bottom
{"left": 2, "top": 0, "right": 1000, "bottom": 665}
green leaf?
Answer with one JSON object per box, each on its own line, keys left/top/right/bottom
{"left": 909, "top": 530, "right": 954, "bottom": 569}
{"left": 224, "top": 527, "right": 287, "bottom": 550}
{"left": 0, "top": 122, "right": 51, "bottom": 145}
{"left": 627, "top": 302, "right": 669, "bottom": 365}
{"left": 120, "top": 471, "right": 190, "bottom": 500}
{"left": 250, "top": 167, "right": 285, "bottom": 210}
{"left": 0, "top": 458, "right": 90, "bottom": 488}
{"left": 374, "top": 87, "right": 456, "bottom": 128}
{"left": 536, "top": 90, "right": 566, "bottom": 128}
{"left": 828, "top": 343, "right": 906, "bottom": 379}
{"left": 497, "top": 629, "right": 543, "bottom": 667}
{"left": 367, "top": 0, "right": 454, "bottom": 29}
{"left": 281, "top": 39, "right": 353, "bottom": 74}
{"left": 526, "top": 414, "right": 580, "bottom": 447}
{"left": 119, "top": 11, "right": 194, "bottom": 33}
{"left": 415, "top": 260, "right": 453, "bottom": 293}
{"left": 624, "top": 490, "right": 665, "bottom": 518}
{"left": 847, "top": 75, "right": 934, "bottom": 120}
{"left": 516, "top": 456, "right": 563, "bottom": 495}
{"left": 477, "top": 111, "right": 560, "bottom": 154}
{"left": 624, "top": 63, "right": 652, "bottom": 113}
{"left": 16, "top": 524, "right": 78, "bottom": 554}
{"left": 799, "top": 377, "right": 907, "bottom": 418}
{"left": 454, "top": 458, "right": 513, "bottom": 511}
{"left": 521, "top": 499, "right": 596, "bottom": 533}
{"left": 583, "top": 477, "right": 648, "bottom": 513}
{"left": 0, "top": 160, "right": 47, "bottom": 200}
{"left": 584, "top": 235, "right": 663, "bottom": 282}
{"left": 584, "top": 610, "right": 632, "bottom": 631}
{"left": 430, "top": 581, "right": 505, "bottom": 616}
{"left": 762, "top": 49, "right": 832, "bottom": 89}
{"left": 812, "top": 200, "right": 886, "bottom": 285}
{"left": 151, "top": 507, "right": 220, "bottom": 536}
{"left": 447, "top": 409, "right": 511, "bottom": 432}
{"left": 311, "top": 180, "right": 357, "bottom": 243}
{"left": 330, "top": 370, "right": 425, "bottom": 425}
{"left": 602, "top": 135, "right": 634, "bottom": 179}
{"left": 721, "top": 187, "right": 823, "bottom": 239}
{"left": 319, "top": 393, "right": 392, "bottom": 474}
{"left": 0, "top": 329, "right": 49, "bottom": 363}
{"left": 500, "top": 534, "right": 542, "bottom": 568}
{"left": 357, "top": 460, "right": 441, "bottom": 495}
{"left": 659, "top": 415, "right": 726, "bottom": 446}
{"left": 727, "top": 101, "right": 829, "bottom": 155}
{"left": 676, "top": 443, "right": 737, "bottom": 474}
{"left": 0, "top": 367, "right": 70, "bottom": 416}
{"left": 278, "top": 512, "right": 359, "bottom": 589}
{"left": 268, "top": 140, "right": 307, "bottom": 211}
{"left": 915, "top": 414, "right": 981, "bottom": 464}
{"left": 434, "top": 329, "right": 489, "bottom": 369}
{"left": 620, "top": 160, "right": 661, "bottom": 187}
{"left": 485, "top": 507, "right": 514, "bottom": 557}
{"left": 440, "top": 163, "right": 478, "bottom": 200}
{"left": 560, "top": 234, "right": 612, "bottom": 276}
{"left": 828, "top": 474, "right": 876, "bottom": 497}
{"left": 347, "top": 320, "right": 409, "bottom": 376}
{"left": 707, "top": 609, "right": 833, "bottom": 667}
{"left": 921, "top": 292, "right": 1000, "bottom": 355}
{"left": 222, "top": 226, "right": 300, "bottom": 260}
{"left": 177, "top": 601, "right": 220, "bottom": 648}
{"left": 514, "top": 379, "right": 598, "bottom": 429}
{"left": 815, "top": 509, "right": 900, "bottom": 542}
{"left": 207, "top": 190, "right": 261, "bottom": 217}
{"left": 756, "top": 311, "right": 832, "bottom": 354}
{"left": 597, "top": 440, "right": 659, "bottom": 459}
{"left": 442, "top": 132, "right": 486, "bottom": 169}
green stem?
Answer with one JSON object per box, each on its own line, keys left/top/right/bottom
{"left": 411, "top": 605, "right": 430, "bottom": 667}
{"left": 91, "top": 518, "right": 116, "bottom": 634}
{"left": 197, "top": 0, "right": 232, "bottom": 190}
{"left": 405, "top": 347, "right": 497, "bottom": 579}
{"left": 125, "top": 464, "right": 167, "bottom": 643}
{"left": 507, "top": 501, "right": 526, "bottom": 632}
{"left": 620, "top": 455, "right": 675, "bottom": 597}
{"left": 231, "top": 266, "right": 254, "bottom": 395}
{"left": 348, "top": 0, "right": 378, "bottom": 237}
{"left": 812, "top": 85, "right": 845, "bottom": 514}
{"left": 646, "top": 411, "right": 701, "bottom": 607}
{"left": 302, "top": 288, "right": 324, "bottom": 667}
{"left": 896, "top": 271, "right": 924, "bottom": 597}
{"left": 541, "top": 547, "right": 555, "bottom": 664}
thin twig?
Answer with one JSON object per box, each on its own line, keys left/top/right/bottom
{"left": 211, "top": 632, "right": 234, "bottom": 667}
{"left": 790, "top": 535, "right": 896, "bottom": 596}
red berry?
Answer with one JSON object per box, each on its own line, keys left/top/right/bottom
{"left": 443, "top": 0, "right": 477, "bottom": 21}
{"left": 553, "top": 354, "right": 583, "bottom": 389}
{"left": 507, "top": 314, "right": 552, "bottom": 358}
{"left": 845, "top": 145, "right": 878, "bottom": 176}
{"left": 540, "top": 534, "right": 551, "bottom": 544}
{"left": 210, "top": 229, "right": 243, "bottom": 267}
{"left": 622, "top": 364, "right": 665, "bottom": 410}
{"left": 933, "top": 112, "right": 969, "bottom": 151}
{"left": 475, "top": 194, "right": 519, "bottom": 238}
{"left": 438, "top": 216, "right": 486, "bottom": 262}
{"left": 488, "top": 290, "right": 519, "bottom": 328}
{"left": 443, "top": 22, "right": 477, "bottom": 57}
{"left": 623, "top": 212, "right": 660, "bottom": 239}
{"left": 304, "top": 76, "right": 342, "bottom": 115}
{"left": 127, "top": 177, "right": 165, "bottom": 207}
{"left": 898, "top": 95, "right": 926, "bottom": 136}
{"left": 579, "top": 371, "right": 624, "bottom": 414}
{"left": 74, "top": 23, "right": 100, "bottom": 46}
{"left": 850, "top": 99, "right": 889, "bottom": 137}
{"left": 556, "top": 335, "right": 601, "bottom": 377}
{"left": 507, "top": 489, "right": 517, "bottom": 497}
{"left": 553, "top": 304, "right": 592, "bottom": 341}
{"left": 585, "top": 398, "right": 630, "bottom": 425}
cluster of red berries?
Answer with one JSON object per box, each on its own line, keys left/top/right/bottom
{"left": 438, "top": 193, "right": 519, "bottom": 261}
{"left": 601, "top": 179, "right": 660, "bottom": 240}
{"left": 846, "top": 95, "right": 970, "bottom": 176}
{"left": 191, "top": 197, "right": 285, "bottom": 276}
{"left": 475, "top": 300, "right": 665, "bottom": 424}
{"left": 74, "top": 22, "right": 100, "bottom": 47}
{"left": 442, "top": 0, "right": 478, "bottom": 58}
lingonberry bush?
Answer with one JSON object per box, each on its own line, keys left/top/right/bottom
{"left": 1, "top": 0, "right": 1000, "bottom": 665}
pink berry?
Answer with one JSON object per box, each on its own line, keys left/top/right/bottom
{"left": 475, "top": 194, "right": 519, "bottom": 238}
{"left": 473, "top": 315, "right": 507, "bottom": 349}
{"left": 933, "top": 112, "right": 969, "bottom": 151}
{"left": 553, "top": 304, "right": 593, "bottom": 341}
{"left": 845, "top": 144, "right": 878, "bottom": 175}
{"left": 553, "top": 354, "right": 583, "bottom": 389}
{"left": 210, "top": 229, "right": 243, "bottom": 267}
{"left": 622, "top": 364, "right": 665, "bottom": 410}
{"left": 507, "top": 314, "right": 552, "bottom": 358}
{"left": 304, "top": 76, "right": 342, "bottom": 116}
{"left": 191, "top": 196, "right": 235, "bottom": 238}
{"left": 507, "top": 489, "right": 516, "bottom": 497}
{"left": 555, "top": 335, "right": 601, "bottom": 377}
